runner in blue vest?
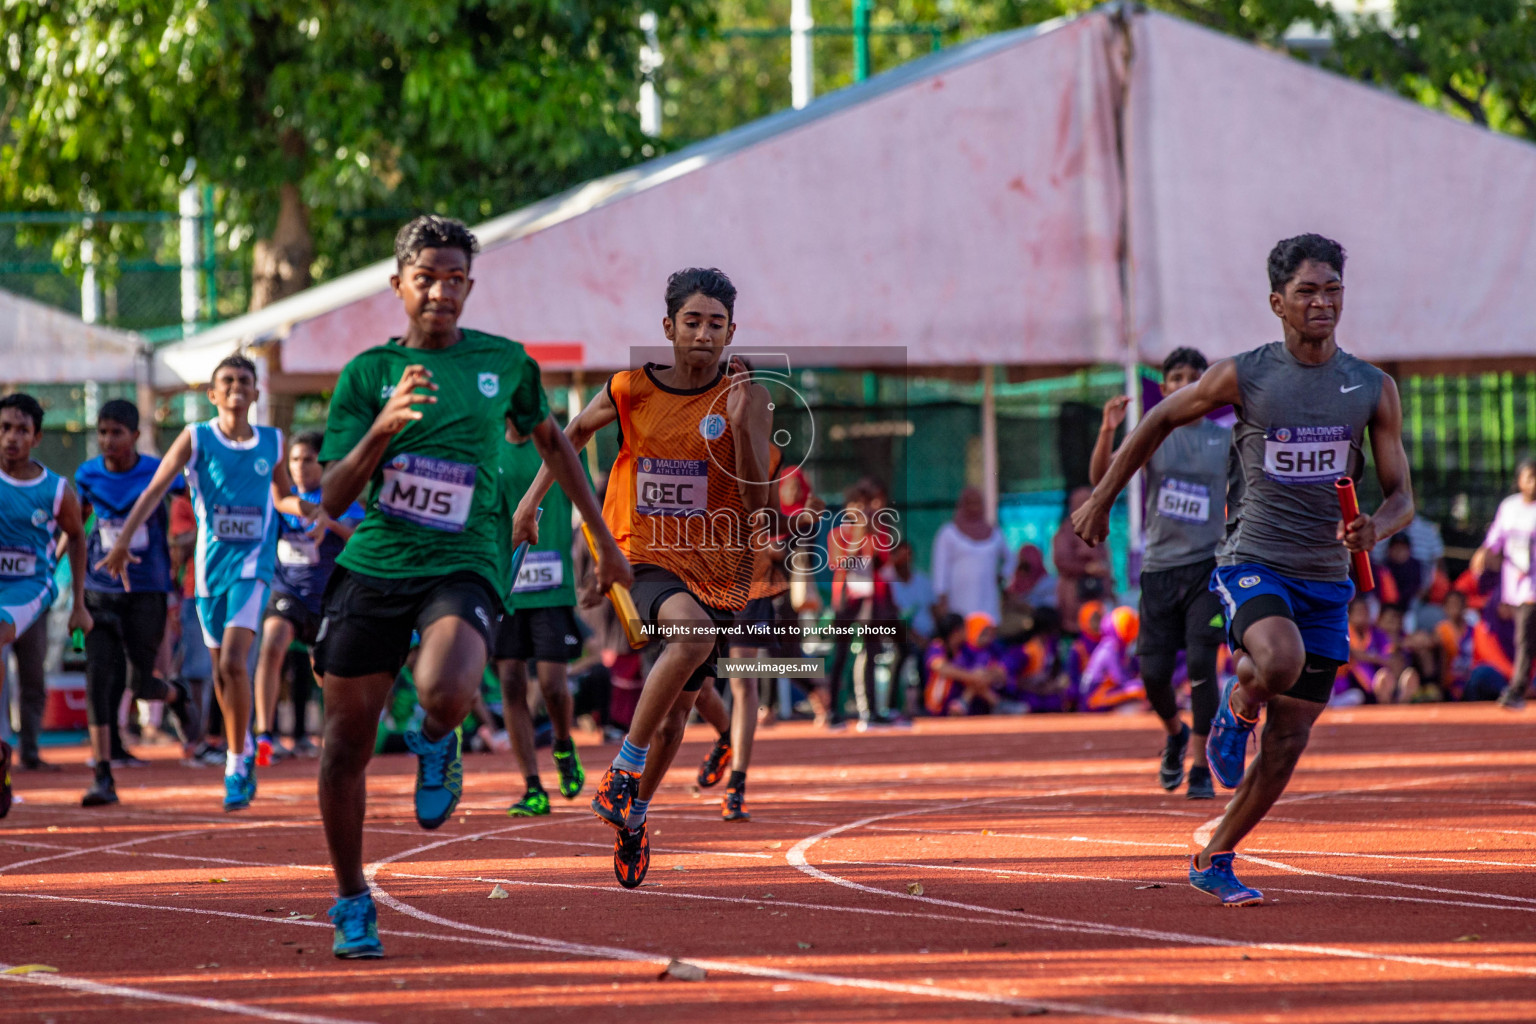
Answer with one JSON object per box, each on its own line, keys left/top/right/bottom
{"left": 253, "top": 431, "right": 363, "bottom": 765}
{"left": 0, "top": 393, "right": 94, "bottom": 818}
{"left": 75, "top": 399, "right": 193, "bottom": 807}
{"left": 100, "top": 354, "right": 314, "bottom": 812}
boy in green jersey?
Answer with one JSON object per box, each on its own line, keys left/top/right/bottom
{"left": 496, "top": 418, "right": 590, "bottom": 816}
{"left": 314, "top": 216, "right": 631, "bottom": 959}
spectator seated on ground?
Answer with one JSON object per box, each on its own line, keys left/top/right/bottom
{"left": 922, "top": 612, "right": 1005, "bottom": 716}
{"left": 1079, "top": 606, "right": 1147, "bottom": 713}
{"left": 1467, "top": 589, "right": 1523, "bottom": 702}
{"left": 1372, "top": 603, "right": 1426, "bottom": 704}
{"left": 1066, "top": 600, "right": 1107, "bottom": 694}
{"left": 1373, "top": 533, "right": 1425, "bottom": 623}
{"left": 1335, "top": 596, "right": 1388, "bottom": 706}
{"left": 997, "top": 623, "right": 1070, "bottom": 714}
{"left": 1434, "top": 590, "right": 1475, "bottom": 699}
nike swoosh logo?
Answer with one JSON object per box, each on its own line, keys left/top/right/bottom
{"left": 1340, "top": 384, "right": 1364, "bottom": 393}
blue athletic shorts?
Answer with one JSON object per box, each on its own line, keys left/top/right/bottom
{"left": 1209, "top": 562, "right": 1354, "bottom": 663}
{"left": 196, "top": 579, "right": 270, "bottom": 648}
{"left": 0, "top": 579, "right": 55, "bottom": 637}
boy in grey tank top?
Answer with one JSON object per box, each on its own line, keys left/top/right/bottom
{"left": 1073, "top": 234, "right": 1414, "bottom": 907}
{"left": 1090, "top": 348, "right": 1229, "bottom": 801}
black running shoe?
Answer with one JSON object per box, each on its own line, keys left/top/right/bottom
{"left": 722, "top": 786, "right": 750, "bottom": 822}
{"left": 82, "top": 772, "right": 118, "bottom": 807}
{"left": 1186, "top": 764, "right": 1214, "bottom": 800}
{"left": 1160, "top": 722, "right": 1190, "bottom": 792}
{"left": 613, "top": 822, "right": 650, "bottom": 889}
{"left": 697, "top": 735, "right": 731, "bottom": 788}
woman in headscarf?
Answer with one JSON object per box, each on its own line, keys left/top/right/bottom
{"left": 932, "top": 486, "right": 1013, "bottom": 623}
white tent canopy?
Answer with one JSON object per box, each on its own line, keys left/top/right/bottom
{"left": 1, "top": 286, "right": 145, "bottom": 385}
{"left": 156, "top": 5, "right": 1536, "bottom": 388}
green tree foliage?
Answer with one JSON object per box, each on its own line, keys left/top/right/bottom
{"left": 1, "top": 1, "right": 711, "bottom": 307}
{"left": 1330, "top": 0, "right": 1536, "bottom": 141}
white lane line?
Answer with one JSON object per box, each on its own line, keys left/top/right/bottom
{"left": 477, "top": 834, "right": 773, "bottom": 859}
{"left": 829, "top": 859, "right": 1536, "bottom": 915}
{"left": 0, "top": 960, "right": 372, "bottom": 1024}
{"left": 368, "top": 874, "right": 1215, "bottom": 1024}
{"left": 363, "top": 819, "right": 1220, "bottom": 1024}
{"left": 789, "top": 801, "right": 1536, "bottom": 978}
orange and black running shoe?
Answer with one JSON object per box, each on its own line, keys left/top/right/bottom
{"left": 0, "top": 739, "right": 12, "bottom": 819}
{"left": 590, "top": 767, "right": 640, "bottom": 830}
{"left": 722, "top": 786, "right": 750, "bottom": 822}
{"left": 697, "top": 736, "right": 731, "bottom": 788}
{"left": 614, "top": 821, "right": 650, "bottom": 889}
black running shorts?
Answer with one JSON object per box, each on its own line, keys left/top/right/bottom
{"left": 1139, "top": 557, "right": 1225, "bottom": 658}
{"left": 493, "top": 605, "right": 584, "bottom": 663}
{"left": 629, "top": 564, "right": 734, "bottom": 692}
{"left": 314, "top": 568, "right": 498, "bottom": 678}
{"left": 265, "top": 590, "right": 323, "bottom": 647}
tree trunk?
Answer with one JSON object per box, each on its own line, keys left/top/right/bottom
{"left": 249, "top": 180, "right": 312, "bottom": 311}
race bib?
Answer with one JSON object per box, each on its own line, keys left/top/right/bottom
{"left": 379, "top": 454, "right": 476, "bottom": 532}
{"left": 0, "top": 547, "right": 37, "bottom": 578}
{"left": 512, "top": 550, "right": 563, "bottom": 593}
{"left": 635, "top": 458, "right": 708, "bottom": 517}
{"left": 211, "top": 504, "right": 265, "bottom": 542}
{"left": 98, "top": 517, "right": 150, "bottom": 552}
{"left": 1156, "top": 478, "right": 1211, "bottom": 524}
{"left": 277, "top": 534, "right": 321, "bottom": 566}
{"left": 1263, "top": 426, "right": 1351, "bottom": 485}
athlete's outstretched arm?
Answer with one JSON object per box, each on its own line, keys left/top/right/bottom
{"left": 97, "top": 426, "right": 194, "bottom": 587}
{"left": 1088, "top": 396, "right": 1131, "bottom": 487}
{"left": 57, "top": 484, "right": 94, "bottom": 636}
{"left": 270, "top": 454, "right": 317, "bottom": 521}
{"left": 512, "top": 385, "right": 617, "bottom": 546}
{"left": 1073, "top": 359, "right": 1239, "bottom": 546}
{"left": 526, "top": 414, "right": 633, "bottom": 594}
{"left": 321, "top": 364, "right": 437, "bottom": 517}
{"left": 1345, "top": 376, "right": 1414, "bottom": 553}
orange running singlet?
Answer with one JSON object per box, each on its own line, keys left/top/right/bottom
{"left": 603, "top": 364, "right": 754, "bottom": 611}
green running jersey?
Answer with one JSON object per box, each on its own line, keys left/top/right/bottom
{"left": 497, "top": 437, "right": 588, "bottom": 610}
{"left": 320, "top": 330, "right": 549, "bottom": 591}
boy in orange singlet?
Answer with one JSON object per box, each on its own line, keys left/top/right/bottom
{"left": 514, "top": 268, "right": 772, "bottom": 888}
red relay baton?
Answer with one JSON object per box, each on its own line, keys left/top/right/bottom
{"left": 1335, "top": 478, "right": 1375, "bottom": 593}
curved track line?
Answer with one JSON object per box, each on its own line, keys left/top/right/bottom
{"left": 1190, "top": 812, "right": 1536, "bottom": 905}
{"left": 832, "top": 859, "right": 1536, "bottom": 915}
{"left": 0, "top": 960, "right": 371, "bottom": 1024}
{"left": 363, "top": 815, "right": 1215, "bottom": 1024}
{"left": 790, "top": 801, "right": 1536, "bottom": 978}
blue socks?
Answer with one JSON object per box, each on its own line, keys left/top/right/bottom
{"left": 629, "top": 797, "right": 650, "bottom": 828}
{"left": 613, "top": 737, "right": 648, "bottom": 774}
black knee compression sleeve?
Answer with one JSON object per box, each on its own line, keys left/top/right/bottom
{"left": 1187, "top": 643, "right": 1220, "bottom": 735}
{"left": 1139, "top": 650, "right": 1180, "bottom": 723}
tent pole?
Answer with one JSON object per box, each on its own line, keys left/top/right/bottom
{"left": 981, "top": 364, "right": 999, "bottom": 524}
{"left": 791, "top": 0, "right": 815, "bottom": 109}
{"left": 1112, "top": 2, "right": 1142, "bottom": 586}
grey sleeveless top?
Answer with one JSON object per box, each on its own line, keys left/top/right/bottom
{"left": 1218, "top": 341, "right": 1385, "bottom": 582}
{"left": 1143, "top": 417, "right": 1231, "bottom": 572}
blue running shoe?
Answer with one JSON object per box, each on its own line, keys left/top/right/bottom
{"left": 329, "top": 890, "right": 383, "bottom": 958}
{"left": 1205, "top": 678, "right": 1257, "bottom": 789}
{"left": 222, "top": 757, "right": 256, "bottom": 811}
{"left": 405, "top": 726, "right": 463, "bottom": 829}
{"left": 1189, "top": 852, "right": 1263, "bottom": 906}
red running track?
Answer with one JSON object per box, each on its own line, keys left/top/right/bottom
{"left": 2, "top": 704, "right": 1534, "bottom": 1023}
